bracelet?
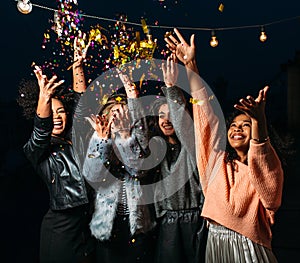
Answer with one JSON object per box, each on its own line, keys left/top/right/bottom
{"left": 252, "top": 136, "right": 269, "bottom": 143}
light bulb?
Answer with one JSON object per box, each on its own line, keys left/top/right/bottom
{"left": 210, "top": 31, "right": 218, "bottom": 47}
{"left": 16, "top": 0, "right": 32, "bottom": 14}
{"left": 259, "top": 27, "right": 267, "bottom": 42}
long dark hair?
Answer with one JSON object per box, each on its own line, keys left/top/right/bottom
{"left": 148, "top": 96, "right": 167, "bottom": 139}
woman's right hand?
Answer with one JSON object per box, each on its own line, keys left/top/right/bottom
{"left": 73, "top": 34, "right": 90, "bottom": 69}
{"left": 33, "top": 65, "right": 65, "bottom": 101}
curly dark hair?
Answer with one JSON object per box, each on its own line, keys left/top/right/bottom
{"left": 225, "top": 109, "right": 295, "bottom": 167}
{"left": 17, "top": 78, "right": 75, "bottom": 120}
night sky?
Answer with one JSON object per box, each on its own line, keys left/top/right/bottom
{"left": 2, "top": 0, "right": 300, "bottom": 102}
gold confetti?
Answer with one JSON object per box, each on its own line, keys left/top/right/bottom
{"left": 189, "top": 95, "right": 214, "bottom": 105}
{"left": 101, "top": 94, "right": 110, "bottom": 105}
{"left": 141, "top": 19, "right": 149, "bottom": 35}
{"left": 139, "top": 73, "right": 145, "bottom": 88}
{"left": 218, "top": 3, "right": 224, "bottom": 12}
{"left": 115, "top": 96, "right": 123, "bottom": 103}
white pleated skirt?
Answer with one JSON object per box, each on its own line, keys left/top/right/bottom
{"left": 205, "top": 223, "right": 278, "bottom": 263}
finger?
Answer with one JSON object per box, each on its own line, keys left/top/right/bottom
{"left": 234, "top": 104, "right": 250, "bottom": 115}
{"left": 84, "top": 116, "right": 96, "bottom": 130}
{"left": 174, "top": 28, "right": 187, "bottom": 45}
{"left": 171, "top": 53, "right": 178, "bottom": 63}
{"left": 169, "top": 57, "right": 175, "bottom": 72}
{"left": 33, "top": 65, "right": 43, "bottom": 79}
{"left": 161, "top": 61, "right": 167, "bottom": 76}
{"left": 168, "top": 34, "right": 179, "bottom": 45}
{"left": 106, "top": 119, "right": 113, "bottom": 137}
{"left": 164, "top": 37, "right": 176, "bottom": 49}
{"left": 262, "top": 86, "right": 269, "bottom": 101}
{"left": 246, "top": 96, "right": 256, "bottom": 104}
{"left": 190, "top": 34, "right": 195, "bottom": 48}
{"left": 239, "top": 98, "right": 252, "bottom": 107}
{"left": 167, "top": 56, "right": 171, "bottom": 68}
{"left": 74, "top": 36, "right": 78, "bottom": 50}
{"left": 48, "top": 75, "right": 58, "bottom": 85}
{"left": 48, "top": 80, "right": 65, "bottom": 94}
{"left": 90, "top": 114, "right": 97, "bottom": 123}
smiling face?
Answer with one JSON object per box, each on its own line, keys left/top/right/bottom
{"left": 51, "top": 98, "right": 67, "bottom": 136}
{"left": 158, "top": 103, "right": 175, "bottom": 138}
{"left": 227, "top": 114, "right": 252, "bottom": 154}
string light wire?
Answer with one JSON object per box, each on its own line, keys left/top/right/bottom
{"left": 28, "top": 2, "right": 300, "bottom": 32}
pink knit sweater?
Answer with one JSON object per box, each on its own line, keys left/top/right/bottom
{"left": 192, "top": 88, "right": 284, "bottom": 249}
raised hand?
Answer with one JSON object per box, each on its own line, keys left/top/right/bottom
{"left": 164, "top": 28, "right": 196, "bottom": 66}
{"left": 162, "top": 54, "right": 178, "bottom": 87}
{"left": 34, "top": 65, "right": 65, "bottom": 100}
{"left": 86, "top": 113, "right": 112, "bottom": 139}
{"left": 234, "top": 86, "right": 269, "bottom": 142}
{"left": 234, "top": 86, "right": 269, "bottom": 122}
{"left": 110, "top": 104, "right": 130, "bottom": 135}
{"left": 73, "top": 34, "right": 91, "bottom": 69}
{"left": 117, "top": 68, "right": 139, "bottom": 98}
{"left": 34, "top": 65, "right": 65, "bottom": 117}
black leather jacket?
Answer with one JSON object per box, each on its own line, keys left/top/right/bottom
{"left": 23, "top": 98, "right": 91, "bottom": 210}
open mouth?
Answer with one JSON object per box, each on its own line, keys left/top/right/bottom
{"left": 53, "top": 121, "right": 63, "bottom": 129}
{"left": 162, "top": 123, "right": 173, "bottom": 130}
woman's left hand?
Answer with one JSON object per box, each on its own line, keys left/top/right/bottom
{"left": 162, "top": 54, "right": 178, "bottom": 87}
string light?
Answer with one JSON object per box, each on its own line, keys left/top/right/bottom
{"left": 259, "top": 26, "right": 267, "bottom": 42}
{"left": 16, "top": 0, "right": 32, "bottom": 14}
{"left": 15, "top": 1, "right": 300, "bottom": 46}
{"left": 210, "top": 30, "right": 219, "bottom": 47}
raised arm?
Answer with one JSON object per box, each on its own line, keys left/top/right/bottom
{"left": 165, "top": 28, "right": 226, "bottom": 192}
{"left": 72, "top": 35, "right": 90, "bottom": 93}
{"left": 234, "top": 86, "right": 269, "bottom": 143}
{"left": 235, "top": 86, "right": 284, "bottom": 210}
{"left": 35, "top": 66, "right": 65, "bottom": 118}
{"left": 24, "top": 67, "right": 65, "bottom": 169}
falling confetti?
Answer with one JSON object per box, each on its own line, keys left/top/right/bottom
{"left": 218, "top": 3, "right": 224, "bottom": 12}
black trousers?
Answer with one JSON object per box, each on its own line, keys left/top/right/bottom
{"left": 95, "top": 215, "right": 157, "bottom": 263}
{"left": 155, "top": 209, "right": 208, "bottom": 263}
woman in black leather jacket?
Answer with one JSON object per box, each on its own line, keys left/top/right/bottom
{"left": 18, "top": 38, "right": 96, "bottom": 263}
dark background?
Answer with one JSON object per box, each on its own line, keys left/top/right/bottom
{"left": 1, "top": 1, "right": 300, "bottom": 262}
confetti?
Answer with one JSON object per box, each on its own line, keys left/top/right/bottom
{"left": 218, "top": 3, "right": 224, "bottom": 12}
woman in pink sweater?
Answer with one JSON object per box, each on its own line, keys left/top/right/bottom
{"left": 165, "top": 28, "right": 284, "bottom": 262}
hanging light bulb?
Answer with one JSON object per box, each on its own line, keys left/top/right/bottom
{"left": 210, "top": 30, "right": 219, "bottom": 47}
{"left": 16, "top": 0, "right": 32, "bottom": 14}
{"left": 259, "top": 26, "right": 267, "bottom": 42}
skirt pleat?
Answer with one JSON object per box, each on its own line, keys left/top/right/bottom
{"left": 205, "top": 223, "right": 278, "bottom": 263}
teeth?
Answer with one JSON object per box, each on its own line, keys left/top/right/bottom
{"left": 233, "top": 135, "right": 243, "bottom": 139}
{"left": 54, "top": 121, "right": 62, "bottom": 125}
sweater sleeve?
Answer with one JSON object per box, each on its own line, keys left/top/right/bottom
{"left": 248, "top": 140, "right": 284, "bottom": 212}
{"left": 127, "top": 97, "right": 149, "bottom": 155}
{"left": 191, "top": 87, "right": 227, "bottom": 194}
{"left": 82, "top": 132, "right": 117, "bottom": 189}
